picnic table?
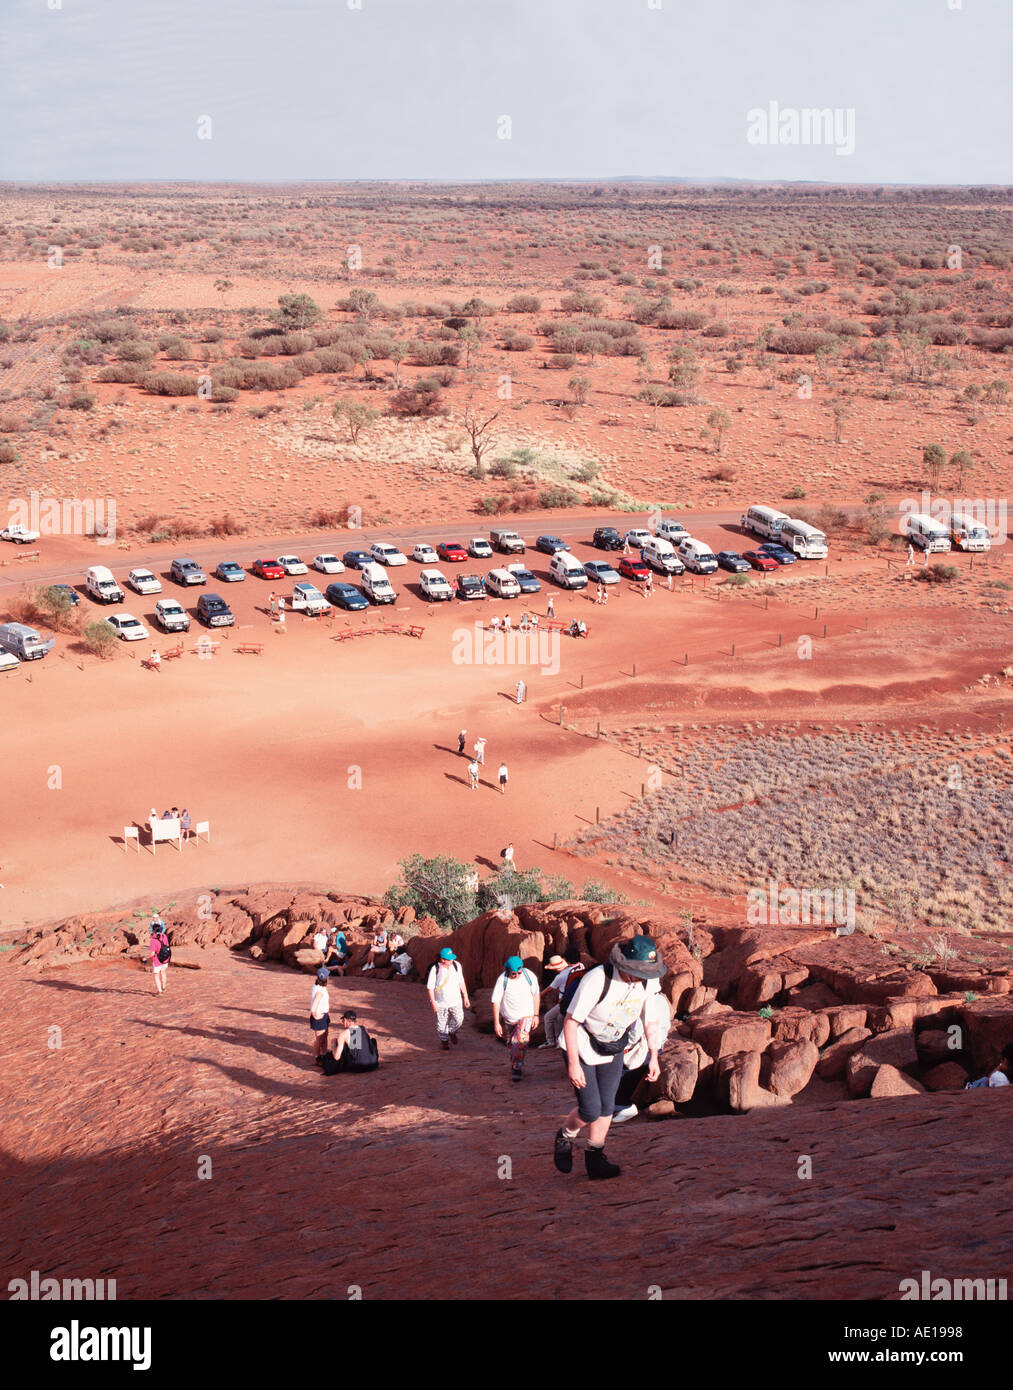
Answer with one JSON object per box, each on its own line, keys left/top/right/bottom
{"left": 235, "top": 641, "right": 264, "bottom": 655}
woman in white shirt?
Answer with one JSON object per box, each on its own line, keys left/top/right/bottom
{"left": 552, "top": 935, "right": 666, "bottom": 1180}
{"left": 309, "top": 968, "right": 331, "bottom": 1066}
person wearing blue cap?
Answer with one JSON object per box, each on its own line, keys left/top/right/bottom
{"left": 426, "top": 946, "right": 471, "bottom": 1050}
{"left": 309, "top": 967, "right": 331, "bottom": 1067}
{"left": 552, "top": 935, "right": 666, "bottom": 1179}
{"left": 492, "top": 955, "right": 540, "bottom": 1081}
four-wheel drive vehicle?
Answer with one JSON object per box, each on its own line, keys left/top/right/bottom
{"left": 419, "top": 568, "right": 453, "bottom": 601}
{"left": 592, "top": 526, "right": 622, "bottom": 550}
{"left": 85, "top": 565, "right": 125, "bottom": 604}
{"left": 490, "top": 528, "right": 525, "bottom": 554}
{"left": 360, "top": 561, "right": 397, "bottom": 604}
{"left": 369, "top": 542, "right": 408, "bottom": 567}
{"left": 196, "top": 593, "right": 235, "bottom": 627}
{"left": 170, "top": 558, "right": 207, "bottom": 586}
{"left": 154, "top": 599, "right": 191, "bottom": 632}
{"left": 1, "top": 523, "right": 40, "bottom": 544}
{"left": 290, "top": 583, "right": 330, "bottom": 615}
{"left": 653, "top": 518, "right": 690, "bottom": 544}
{"left": 127, "top": 568, "right": 162, "bottom": 595}
{"left": 486, "top": 567, "right": 521, "bottom": 598}
{"left": 623, "top": 528, "right": 652, "bottom": 550}
{"left": 455, "top": 573, "right": 487, "bottom": 601}
{"left": 0, "top": 622, "right": 55, "bottom": 660}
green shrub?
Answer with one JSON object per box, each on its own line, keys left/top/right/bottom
{"left": 67, "top": 390, "right": 96, "bottom": 410}
{"left": 505, "top": 293, "right": 541, "bottom": 312}
{"left": 142, "top": 371, "right": 198, "bottom": 396}
{"left": 383, "top": 853, "right": 478, "bottom": 930}
{"left": 82, "top": 621, "right": 118, "bottom": 658}
{"left": 539, "top": 485, "right": 582, "bottom": 508}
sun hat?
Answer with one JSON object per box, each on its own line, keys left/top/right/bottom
{"left": 608, "top": 935, "right": 667, "bottom": 980}
{"left": 439, "top": 947, "right": 457, "bottom": 961}
{"left": 316, "top": 967, "right": 330, "bottom": 982}
{"left": 545, "top": 955, "right": 568, "bottom": 972}
{"left": 505, "top": 955, "right": 524, "bottom": 973}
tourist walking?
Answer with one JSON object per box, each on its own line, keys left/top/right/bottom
{"left": 515, "top": 678, "right": 526, "bottom": 705}
{"left": 310, "top": 968, "right": 331, "bottom": 1064}
{"left": 458, "top": 728, "right": 467, "bottom": 755}
{"left": 539, "top": 956, "right": 585, "bottom": 1048}
{"left": 277, "top": 595, "right": 286, "bottom": 626}
{"left": 474, "top": 737, "right": 486, "bottom": 766}
{"left": 906, "top": 542, "right": 915, "bottom": 567}
{"left": 547, "top": 594, "right": 555, "bottom": 619}
{"left": 149, "top": 920, "right": 171, "bottom": 995}
{"left": 498, "top": 761, "right": 509, "bottom": 794}
{"left": 269, "top": 591, "right": 277, "bottom": 617}
{"left": 500, "top": 842, "right": 515, "bottom": 870}
{"left": 427, "top": 946, "right": 471, "bottom": 1050}
{"left": 468, "top": 758, "right": 480, "bottom": 791}
{"left": 492, "top": 955, "right": 541, "bottom": 1082}
{"left": 552, "top": 935, "right": 666, "bottom": 1180}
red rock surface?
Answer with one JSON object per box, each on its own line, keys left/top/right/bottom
{"left": 1, "top": 950, "right": 1011, "bottom": 1299}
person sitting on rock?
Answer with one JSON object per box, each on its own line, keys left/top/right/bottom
{"left": 323, "top": 929, "right": 349, "bottom": 976}
{"left": 361, "top": 927, "right": 389, "bottom": 972}
{"left": 321, "top": 1010, "right": 380, "bottom": 1074}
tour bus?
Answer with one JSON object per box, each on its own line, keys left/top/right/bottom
{"left": 779, "top": 518, "right": 829, "bottom": 559}
{"left": 744, "top": 505, "right": 790, "bottom": 540}
{"left": 905, "top": 513, "right": 951, "bottom": 553}
{"left": 949, "top": 513, "right": 992, "bottom": 553}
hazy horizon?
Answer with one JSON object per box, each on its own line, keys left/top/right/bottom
{"left": 1, "top": 0, "right": 1010, "bottom": 184}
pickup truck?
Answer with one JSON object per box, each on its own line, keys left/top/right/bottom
{"left": 1, "top": 524, "right": 40, "bottom": 545}
{"left": 291, "top": 583, "right": 330, "bottom": 616}
{"left": 490, "top": 528, "right": 525, "bottom": 554}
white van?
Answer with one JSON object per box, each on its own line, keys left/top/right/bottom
{"left": 677, "top": 538, "right": 718, "bottom": 574}
{"left": 949, "top": 513, "right": 991, "bottom": 552}
{"left": 486, "top": 567, "right": 522, "bottom": 598}
{"left": 653, "top": 518, "right": 689, "bottom": 544}
{"left": 641, "top": 536, "right": 685, "bottom": 575}
{"left": 779, "top": 518, "right": 829, "bottom": 559}
{"left": 745, "top": 505, "right": 790, "bottom": 540}
{"left": 360, "top": 561, "right": 397, "bottom": 604}
{"left": 905, "top": 513, "right": 951, "bottom": 553}
{"left": 549, "top": 552, "right": 588, "bottom": 589}
{"left": 0, "top": 622, "right": 55, "bottom": 661}
{"left": 85, "top": 565, "right": 125, "bottom": 604}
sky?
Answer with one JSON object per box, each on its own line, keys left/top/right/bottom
{"left": 0, "top": 0, "right": 1009, "bottom": 184}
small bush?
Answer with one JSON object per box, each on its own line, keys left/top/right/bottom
{"left": 67, "top": 390, "right": 96, "bottom": 410}
{"left": 82, "top": 621, "right": 119, "bottom": 658}
{"left": 142, "top": 371, "right": 198, "bottom": 396}
{"left": 390, "top": 384, "right": 447, "bottom": 418}
{"left": 768, "top": 329, "right": 837, "bottom": 355}
{"left": 916, "top": 564, "right": 959, "bottom": 584}
{"left": 539, "top": 485, "right": 581, "bottom": 508}
{"left": 505, "top": 293, "right": 541, "bottom": 312}
{"left": 97, "top": 364, "right": 147, "bottom": 384}
{"left": 786, "top": 485, "right": 807, "bottom": 500}
{"left": 0, "top": 440, "right": 20, "bottom": 463}
{"left": 116, "top": 340, "right": 157, "bottom": 363}
{"left": 655, "top": 309, "right": 706, "bottom": 330}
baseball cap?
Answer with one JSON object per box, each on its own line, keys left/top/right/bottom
{"left": 505, "top": 955, "right": 524, "bottom": 973}
{"left": 439, "top": 947, "right": 457, "bottom": 961}
{"left": 316, "top": 967, "right": 330, "bottom": 982}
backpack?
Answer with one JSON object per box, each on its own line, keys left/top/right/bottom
{"left": 560, "top": 962, "right": 597, "bottom": 1014}
{"left": 345, "top": 1024, "right": 379, "bottom": 1071}
{"left": 562, "top": 964, "right": 635, "bottom": 1057}
{"left": 155, "top": 934, "right": 171, "bottom": 965}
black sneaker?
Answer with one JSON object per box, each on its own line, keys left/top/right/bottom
{"left": 585, "top": 1146, "right": 621, "bottom": 1180}
{"left": 449, "top": 1031, "right": 458, "bottom": 1046}
{"left": 511, "top": 1066, "right": 523, "bottom": 1082}
{"left": 553, "top": 1129, "right": 574, "bottom": 1174}
{"left": 440, "top": 1040, "right": 450, "bottom": 1051}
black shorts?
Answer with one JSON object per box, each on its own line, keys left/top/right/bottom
{"left": 310, "top": 1014, "right": 330, "bottom": 1033}
{"left": 574, "top": 1051, "right": 625, "bottom": 1123}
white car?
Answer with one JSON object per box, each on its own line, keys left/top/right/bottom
{"left": 624, "top": 528, "right": 652, "bottom": 549}
{"left": 0, "top": 649, "right": 20, "bottom": 672}
{"left": 412, "top": 543, "right": 439, "bottom": 564}
{"left": 418, "top": 567, "right": 453, "bottom": 601}
{"left": 468, "top": 537, "right": 494, "bottom": 559}
{"left": 105, "top": 613, "right": 148, "bottom": 642}
{"left": 312, "top": 553, "right": 344, "bottom": 574}
{"left": 369, "top": 541, "right": 408, "bottom": 567}
{"left": 127, "top": 568, "right": 162, "bottom": 595}
{"left": 277, "top": 554, "right": 308, "bottom": 576}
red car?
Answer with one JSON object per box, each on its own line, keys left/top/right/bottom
{"left": 251, "top": 558, "right": 285, "bottom": 580}
{"left": 618, "top": 556, "right": 650, "bottom": 581}
{"left": 743, "top": 550, "right": 779, "bottom": 572}
{"left": 437, "top": 542, "right": 468, "bottom": 563}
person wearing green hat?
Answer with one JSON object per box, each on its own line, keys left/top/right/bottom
{"left": 492, "top": 955, "right": 540, "bottom": 1082}
{"left": 427, "top": 947, "right": 471, "bottom": 1050}
{"left": 552, "top": 935, "right": 666, "bottom": 1179}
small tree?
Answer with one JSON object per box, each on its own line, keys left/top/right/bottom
{"left": 923, "top": 442, "right": 947, "bottom": 489}
{"left": 82, "top": 621, "right": 119, "bottom": 659}
{"left": 35, "top": 585, "right": 77, "bottom": 630}
{"left": 213, "top": 279, "right": 233, "bottom": 304}
{"left": 348, "top": 288, "right": 379, "bottom": 323}
{"left": 568, "top": 374, "right": 591, "bottom": 406}
{"left": 383, "top": 853, "right": 478, "bottom": 930}
{"left": 983, "top": 378, "right": 1009, "bottom": 408}
{"left": 828, "top": 397, "right": 851, "bottom": 445}
{"left": 272, "top": 293, "right": 321, "bottom": 332}
{"left": 458, "top": 325, "right": 480, "bottom": 369}
{"left": 705, "top": 408, "right": 731, "bottom": 455}
{"left": 462, "top": 404, "right": 499, "bottom": 478}
{"left": 950, "top": 449, "right": 973, "bottom": 490}
{"left": 333, "top": 400, "right": 379, "bottom": 444}
{"left": 636, "top": 384, "right": 665, "bottom": 429}
{"left": 389, "top": 340, "right": 409, "bottom": 388}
